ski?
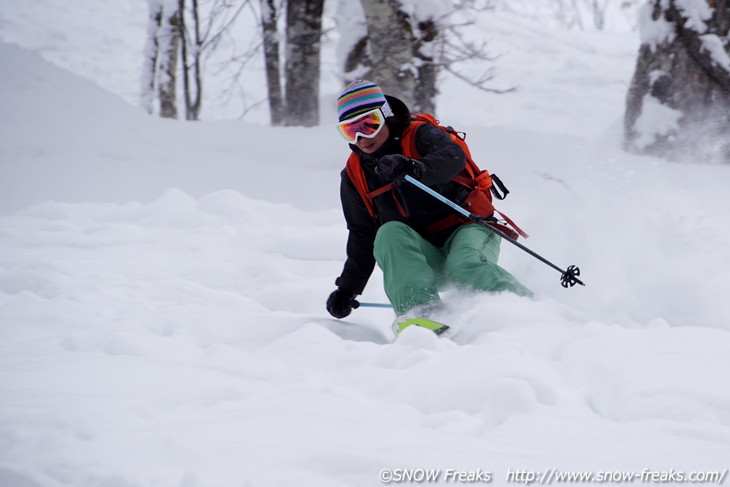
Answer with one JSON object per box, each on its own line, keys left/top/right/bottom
{"left": 393, "top": 316, "right": 450, "bottom": 336}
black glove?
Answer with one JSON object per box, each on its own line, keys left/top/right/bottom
{"left": 375, "top": 155, "right": 424, "bottom": 181}
{"left": 326, "top": 288, "right": 359, "bottom": 319}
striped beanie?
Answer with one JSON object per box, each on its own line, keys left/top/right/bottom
{"left": 337, "top": 80, "right": 392, "bottom": 122}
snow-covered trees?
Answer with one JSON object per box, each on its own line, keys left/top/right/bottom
{"left": 338, "top": 1, "right": 502, "bottom": 114}
{"left": 139, "top": 0, "right": 663, "bottom": 134}
{"left": 142, "top": 0, "right": 246, "bottom": 120}
{"left": 624, "top": 0, "right": 730, "bottom": 163}
{"left": 359, "top": 0, "right": 417, "bottom": 108}
{"left": 142, "top": 0, "right": 181, "bottom": 119}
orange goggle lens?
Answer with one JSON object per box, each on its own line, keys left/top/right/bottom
{"left": 337, "top": 109, "right": 385, "bottom": 142}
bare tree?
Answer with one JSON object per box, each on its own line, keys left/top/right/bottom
{"left": 142, "top": 0, "right": 249, "bottom": 120}
{"left": 344, "top": 0, "right": 507, "bottom": 114}
{"left": 251, "top": 0, "right": 325, "bottom": 126}
{"left": 343, "top": 35, "right": 371, "bottom": 83}
{"left": 159, "top": 4, "right": 181, "bottom": 119}
{"left": 141, "top": 0, "right": 183, "bottom": 119}
{"left": 413, "top": 18, "right": 439, "bottom": 113}
{"left": 261, "top": 0, "right": 284, "bottom": 125}
{"left": 141, "top": 2, "right": 163, "bottom": 114}
{"left": 336, "top": 0, "right": 371, "bottom": 84}
{"left": 491, "top": 0, "right": 641, "bottom": 31}
{"left": 284, "top": 0, "right": 325, "bottom": 126}
{"left": 178, "top": 0, "right": 202, "bottom": 120}
{"left": 360, "top": 0, "right": 417, "bottom": 107}
{"left": 624, "top": 0, "right": 730, "bottom": 163}
{"left": 180, "top": 0, "right": 249, "bottom": 120}
{"left": 438, "top": 2, "right": 514, "bottom": 96}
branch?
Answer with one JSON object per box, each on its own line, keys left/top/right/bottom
{"left": 668, "top": 0, "right": 730, "bottom": 93}
{"left": 443, "top": 65, "right": 516, "bottom": 94}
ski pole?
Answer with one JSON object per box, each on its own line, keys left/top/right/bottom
{"left": 356, "top": 302, "right": 393, "bottom": 308}
{"left": 403, "top": 175, "right": 584, "bottom": 288}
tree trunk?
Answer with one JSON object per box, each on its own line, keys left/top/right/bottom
{"left": 179, "top": 0, "right": 203, "bottom": 121}
{"left": 335, "top": 0, "right": 371, "bottom": 84}
{"left": 284, "top": 0, "right": 324, "bottom": 127}
{"left": 590, "top": 0, "right": 607, "bottom": 30}
{"left": 343, "top": 35, "right": 371, "bottom": 83}
{"left": 141, "top": 2, "right": 163, "bottom": 114}
{"left": 624, "top": 0, "right": 730, "bottom": 163}
{"left": 360, "top": 0, "right": 416, "bottom": 106}
{"left": 262, "top": 0, "right": 284, "bottom": 126}
{"left": 158, "top": 3, "right": 181, "bottom": 119}
{"left": 413, "top": 18, "right": 439, "bottom": 114}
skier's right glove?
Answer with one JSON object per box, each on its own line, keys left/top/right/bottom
{"left": 375, "top": 154, "right": 424, "bottom": 181}
{"left": 326, "top": 288, "right": 359, "bottom": 319}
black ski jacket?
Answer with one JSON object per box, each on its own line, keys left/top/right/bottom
{"left": 335, "top": 95, "right": 469, "bottom": 295}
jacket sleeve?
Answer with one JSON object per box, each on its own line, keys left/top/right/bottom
{"left": 412, "top": 124, "right": 466, "bottom": 186}
{"left": 334, "top": 170, "right": 378, "bottom": 295}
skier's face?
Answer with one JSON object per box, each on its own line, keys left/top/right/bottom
{"left": 355, "top": 122, "right": 390, "bottom": 154}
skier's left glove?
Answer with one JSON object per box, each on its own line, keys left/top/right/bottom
{"left": 375, "top": 155, "right": 424, "bottom": 181}
{"left": 326, "top": 288, "right": 359, "bottom": 319}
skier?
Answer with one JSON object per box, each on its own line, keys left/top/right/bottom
{"left": 326, "top": 80, "right": 532, "bottom": 335}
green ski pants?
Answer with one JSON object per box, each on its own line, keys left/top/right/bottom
{"left": 373, "top": 221, "right": 532, "bottom": 315}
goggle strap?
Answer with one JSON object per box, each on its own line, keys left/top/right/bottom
{"left": 380, "top": 101, "right": 393, "bottom": 118}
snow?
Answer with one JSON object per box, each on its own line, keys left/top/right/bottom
{"left": 2, "top": 2, "right": 730, "bottom": 486}
{"left": 632, "top": 93, "right": 682, "bottom": 149}
{"left": 638, "top": 1, "right": 676, "bottom": 48}
{"left": 401, "top": 0, "right": 449, "bottom": 22}
{"left": 675, "top": 0, "right": 714, "bottom": 32}
{"left": 674, "top": 0, "right": 730, "bottom": 71}
{"left": 333, "top": 0, "right": 367, "bottom": 78}
{"left": 700, "top": 33, "right": 730, "bottom": 71}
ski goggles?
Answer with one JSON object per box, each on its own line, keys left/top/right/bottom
{"left": 337, "top": 108, "right": 387, "bottom": 143}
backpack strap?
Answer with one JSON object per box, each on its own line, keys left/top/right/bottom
{"left": 345, "top": 153, "right": 406, "bottom": 218}
{"left": 490, "top": 174, "right": 509, "bottom": 200}
{"left": 345, "top": 152, "right": 377, "bottom": 217}
{"left": 399, "top": 118, "right": 423, "bottom": 160}
{"left": 494, "top": 210, "right": 529, "bottom": 239}
{"left": 368, "top": 182, "right": 408, "bottom": 217}
{"left": 403, "top": 115, "right": 491, "bottom": 193}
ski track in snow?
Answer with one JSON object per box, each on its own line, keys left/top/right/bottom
{"left": 1, "top": 3, "right": 730, "bottom": 487}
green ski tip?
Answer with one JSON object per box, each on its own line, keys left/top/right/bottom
{"left": 393, "top": 317, "right": 450, "bottom": 336}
